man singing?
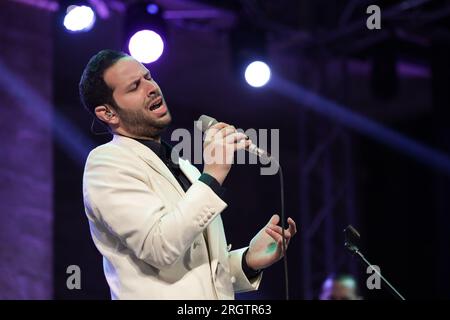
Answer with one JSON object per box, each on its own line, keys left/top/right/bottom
{"left": 79, "top": 49, "right": 297, "bottom": 299}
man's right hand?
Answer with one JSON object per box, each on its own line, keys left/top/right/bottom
{"left": 202, "top": 122, "right": 252, "bottom": 185}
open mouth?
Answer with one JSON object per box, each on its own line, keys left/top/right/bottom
{"left": 149, "top": 97, "right": 163, "bottom": 111}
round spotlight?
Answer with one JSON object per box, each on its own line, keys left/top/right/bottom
{"left": 244, "top": 61, "right": 271, "bottom": 87}
{"left": 128, "top": 30, "right": 164, "bottom": 64}
{"left": 146, "top": 3, "right": 159, "bottom": 15}
{"left": 63, "top": 5, "right": 96, "bottom": 32}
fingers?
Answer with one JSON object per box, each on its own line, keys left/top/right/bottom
{"left": 224, "top": 132, "right": 248, "bottom": 144}
{"left": 213, "top": 124, "right": 237, "bottom": 139}
{"left": 287, "top": 217, "right": 297, "bottom": 236}
{"left": 268, "top": 215, "right": 297, "bottom": 234}
{"left": 268, "top": 214, "right": 280, "bottom": 226}
{"left": 209, "top": 122, "right": 228, "bottom": 131}
{"left": 204, "top": 122, "right": 231, "bottom": 144}
{"left": 206, "top": 123, "right": 253, "bottom": 150}
{"left": 265, "top": 227, "right": 284, "bottom": 244}
{"left": 267, "top": 224, "right": 290, "bottom": 237}
{"left": 208, "top": 123, "right": 251, "bottom": 142}
{"left": 266, "top": 225, "right": 292, "bottom": 243}
{"left": 264, "top": 228, "right": 290, "bottom": 254}
{"left": 209, "top": 126, "right": 251, "bottom": 151}
{"left": 235, "top": 137, "right": 252, "bottom": 151}
{"left": 218, "top": 126, "right": 237, "bottom": 140}
{"left": 265, "top": 216, "right": 298, "bottom": 246}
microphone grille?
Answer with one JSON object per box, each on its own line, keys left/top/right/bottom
{"left": 197, "top": 114, "right": 218, "bottom": 132}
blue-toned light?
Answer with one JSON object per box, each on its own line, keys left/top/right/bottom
{"left": 146, "top": 3, "right": 159, "bottom": 15}
{"left": 63, "top": 5, "right": 96, "bottom": 32}
{"left": 244, "top": 61, "right": 271, "bottom": 87}
{"left": 128, "top": 30, "right": 164, "bottom": 63}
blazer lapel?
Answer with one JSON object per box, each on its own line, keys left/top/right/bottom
{"left": 112, "top": 135, "right": 185, "bottom": 197}
{"left": 112, "top": 135, "right": 226, "bottom": 284}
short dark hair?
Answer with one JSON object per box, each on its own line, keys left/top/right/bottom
{"left": 79, "top": 49, "right": 128, "bottom": 116}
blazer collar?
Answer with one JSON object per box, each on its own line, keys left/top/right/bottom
{"left": 111, "top": 134, "right": 185, "bottom": 196}
{"left": 111, "top": 135, "right": 222, "bottom": 270}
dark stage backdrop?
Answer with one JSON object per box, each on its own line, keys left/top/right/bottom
{"left": 1, "top": 0, "right": 449, "bottom": 300}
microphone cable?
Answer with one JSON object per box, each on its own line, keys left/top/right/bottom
{"left": 265, "top": 154, "right": 289, "bottom": 300}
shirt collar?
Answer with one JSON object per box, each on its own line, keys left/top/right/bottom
{"left": 134, "top": 138, "right": 180, "bottom": 168}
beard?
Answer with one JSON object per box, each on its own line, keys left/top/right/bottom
{"left": 113, "top": 99, "right": 172, "bottom": 139}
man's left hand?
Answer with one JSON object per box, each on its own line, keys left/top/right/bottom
{"left": 245, "top": 214, "right": 297, "bottom": 271}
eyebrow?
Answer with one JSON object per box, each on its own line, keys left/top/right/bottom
{"left": 126, "top": 70, "right": 151, "bottom": 90}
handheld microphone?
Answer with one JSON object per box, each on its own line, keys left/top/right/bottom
{"left": 198, "top": 115, "right": 289, "bottom": 298}
{"left": 197, "top": 114, "right": 272, "bottom": 161}
{"left": 198, "top": 115, "right": 287, "bottom": 298}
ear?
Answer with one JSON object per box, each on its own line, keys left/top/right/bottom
{"left": 94, "top": 105, "right": 119, "bottom": 125}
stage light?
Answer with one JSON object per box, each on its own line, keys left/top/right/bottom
{"left": 244, "top": 61, "right": 271, "bottom": 87}
{"left": 124, "top": 1, "right": 167, "bottom": 64}
{"left": 146, "top": 3, "right": 159, "bottom": 15}
{"left": 128, "top": 30, "right": 164, "bottom": 64}
{"left": 63, "top": 5, "right": 96, "bottom": 32}
{"left": 230, "top": 21, "right": 269, "bottom": 86}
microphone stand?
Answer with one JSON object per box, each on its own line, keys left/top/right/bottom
{"left": 344, "top": 225, "right": 406, "bottom": 301}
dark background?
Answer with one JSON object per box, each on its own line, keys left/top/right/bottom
{"left": 1, "top": 0, "right": 450, "bottom": 299}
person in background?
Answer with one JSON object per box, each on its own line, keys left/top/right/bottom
{"left": 319, "top": 274, "right": 362, "bottom": 300}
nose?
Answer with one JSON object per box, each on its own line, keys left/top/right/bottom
{"left": 145, "top": 79, "right": 159, "bottom": 98}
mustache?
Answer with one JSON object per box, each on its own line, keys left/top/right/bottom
{"left": 146, "top": 92, "right": 163, "bottom": 106}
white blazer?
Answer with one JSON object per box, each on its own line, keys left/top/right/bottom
{"left": 82, "top": 134, "right": 262, "bottom": 299}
